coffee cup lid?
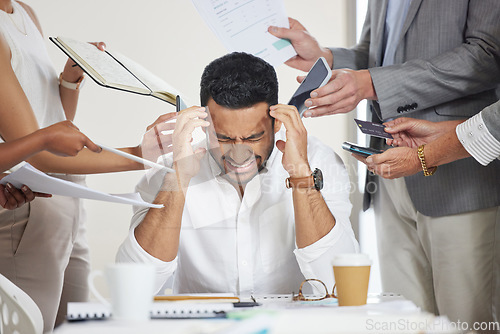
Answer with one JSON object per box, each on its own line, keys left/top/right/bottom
{"left": 332, "top": 253, "right": 372, "bottom": 266}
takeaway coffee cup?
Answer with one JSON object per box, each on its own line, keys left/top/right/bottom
{"left": 88, "top": 263, "right": 156, "bottom": 321}
{"left": 332, "top": 253, "right": 371, "bottom": 306}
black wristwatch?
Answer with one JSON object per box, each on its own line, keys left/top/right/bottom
{"left": 285, "top": 168, "right": 323, "bottom": 191}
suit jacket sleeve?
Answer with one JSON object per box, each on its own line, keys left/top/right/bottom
{"left": 369, "top": 1, "right": 500, "bottom": 120}
{"left": 328, "top": 4, "right": 371, "bottom": 70}
{"left": 482, "top": 100, "right": 500, "bottom": 142}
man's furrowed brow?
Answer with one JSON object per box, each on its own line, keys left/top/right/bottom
{"left": 215, "top": 131, "right": 265, "bottom": 141}
{"left": 216, "top": 133, "right": 233, "bottom": 140}
{"left": 243, "top": 131, "right": 265, "bottom": 140}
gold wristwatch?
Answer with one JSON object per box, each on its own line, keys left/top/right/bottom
{"left": 417, "top": 145, "right": 437, "bottom": 176}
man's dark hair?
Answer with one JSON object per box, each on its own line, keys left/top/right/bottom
{"left": 200, "top": 52, "right": 278, "bottom": 108}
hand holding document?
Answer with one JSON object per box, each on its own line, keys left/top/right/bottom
{"left": 96, "top": 142, "right": 175, "bottom": 173}
{"left": 191, "top": 0, "right": 296, "bottom": 67}
{"left": 50, "top": 37, "right": 187, "bottom": 108}
{"left": 0, "top": 163, "right": 162, "bottom": 208}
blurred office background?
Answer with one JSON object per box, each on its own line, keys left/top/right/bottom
{"left": 23, "top": 0, "right": 380, "bottom": 295}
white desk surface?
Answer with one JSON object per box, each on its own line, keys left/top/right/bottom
{"left": 54, "top": 294, "right": 459, "bottom": 334}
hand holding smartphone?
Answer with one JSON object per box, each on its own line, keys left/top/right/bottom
{"left": 288, "top": 57, "right": 332, "bottom": 117}
{"left": 342, "top": 142, "right": 384, "bottom": 158}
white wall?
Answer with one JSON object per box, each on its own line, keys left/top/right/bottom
{"left": 23, "top": 0, "right": 357, "bottom": 293}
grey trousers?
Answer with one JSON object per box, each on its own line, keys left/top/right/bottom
{"left": 0, "top": 175, "right": 90, "bottom": 333}
{"left": 375, "top": 177, "right": 500, "bottom": 326}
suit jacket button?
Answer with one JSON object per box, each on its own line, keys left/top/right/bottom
{"left": 397, "top": 107, "right": 404, "bottom": 113}
{"left": 404, "top": 104, "right": 411, "bottom": 111}
{"left": 411, "top": 103, "right": 418, "bottom": 110}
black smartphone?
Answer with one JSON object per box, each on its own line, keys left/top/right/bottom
{"left": 342, "top": 142, "right": 384, "bottom": 157}
{"left": 288, "top": 57, "right": 332, "bottom": 117}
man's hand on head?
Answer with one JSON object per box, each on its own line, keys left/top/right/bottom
{"left": 269, "top": 104, "right": 311, "bottom": 178}
{"left": 171, "top": 106, "right": 209, "bottom": 185}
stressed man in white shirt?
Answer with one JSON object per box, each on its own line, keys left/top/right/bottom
{"left": 117, "top": 52, "right": 359, "bottom": 295}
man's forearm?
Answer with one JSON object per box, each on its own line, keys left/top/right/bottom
{"left": 293, "top": 188, "right": 336, "bottom": 249}
{"left": 134, "top": 173, "right": 187, "bottom": 262}
{"left": 424, "top": 129, "right": 470, "bottom": 167}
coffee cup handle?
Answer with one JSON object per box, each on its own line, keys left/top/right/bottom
{"left": 88, "top": 270, "right": 111, "bottom": 307}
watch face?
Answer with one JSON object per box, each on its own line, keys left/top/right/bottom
{"left": 313, "top": 168, "right": 323, "bottom": 190}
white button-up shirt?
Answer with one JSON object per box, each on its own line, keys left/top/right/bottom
{"left": 117, "top": 130, "right": 359, "bottom": 295}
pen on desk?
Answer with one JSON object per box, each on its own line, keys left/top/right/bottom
{"left": 153, "top": 295, "right": 240, "bottom": 302}
{"left": 96, "top": 142, "right": 175, "bottom": 173}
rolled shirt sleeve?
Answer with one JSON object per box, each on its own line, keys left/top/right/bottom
{"left": 293, "top": 136, "right": 360, "bottom": 289}
{"left": 115, "top": 167, "right": 178, "bottom": 294}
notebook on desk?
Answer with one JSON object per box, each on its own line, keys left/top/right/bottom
{"left": 67, "top": 302, "right": 234, "bottom": 321}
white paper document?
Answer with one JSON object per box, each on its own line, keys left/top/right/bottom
{"left": 191, "top": 0, "right": 297, "bottom": 67}
{"left": 0, "top": 163, "right": 162, "bottom": 208}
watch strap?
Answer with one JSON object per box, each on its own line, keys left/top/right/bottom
{"left": 285, "top": 175, "right": 315, "bottom": 189}
{"left": 59, "top": 73, "right": 85, "bottom": 90}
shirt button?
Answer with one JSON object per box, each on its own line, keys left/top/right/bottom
{"left": 469, "top": 132, "right": 473, "bottom": 137}
{"left": 461, "top": 139, "right": 466, "bottom": 144}
{"left": 478, "top": 124, "right": 483, "bottom": 130}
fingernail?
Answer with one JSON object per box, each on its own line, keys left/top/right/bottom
{"left": 366, "top": 157, "right": 373, "bottom": 163}
{"left": 21, "top": 185, "right": 28, "bottom": 192}
{"left": 304, "top": 111, "right": 311, "bottom": 118}
{"left": 385, "top": 127, "right": 391, "bottom": 131}
{"left": 6, "top": 183, "right": 13, "bottom": 190}
{"left": 311, "top": 92, "right": 318, "bottom": 98}
{"left": 305, "top": 100, "right": 313, "bottom": 107}
{"left": 269, "top": 26, "right": 277, "bottom": 33}
{"left": 197, "top": 107, "right": 206, "bottom": 112}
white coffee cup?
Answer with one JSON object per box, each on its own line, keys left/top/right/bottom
{"left": 88, "top": 263, "right": 156, "bottom": 321}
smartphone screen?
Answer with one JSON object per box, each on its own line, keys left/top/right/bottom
{"left": 288, "top": 57, "right": 332, "bottom": 117}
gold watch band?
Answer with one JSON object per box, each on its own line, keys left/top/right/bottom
{"left": 417, "top": 145, "right": 437, "bottom": 176}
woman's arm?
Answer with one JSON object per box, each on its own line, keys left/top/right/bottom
{"left": 0, "top": 31, "right": 142, "bottom": 174}
{"left": 18, "top": 1, "right": 103, "bottom": 122}
{"left": 0, "top": 121, "right": 102, "bottom": 173}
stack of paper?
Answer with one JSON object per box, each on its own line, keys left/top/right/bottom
{"left": 0, "top": 163, "right": 162, "bottom": 208}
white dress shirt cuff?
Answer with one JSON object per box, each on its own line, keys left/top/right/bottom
{"left": 117, "top": 229, "right": 177, "bottom": 293}
{"left": 293, "top": 223, "right": 344, "bottom": 264}
{"left": 456, "top": 112, "right": 500, "bottom": 166}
